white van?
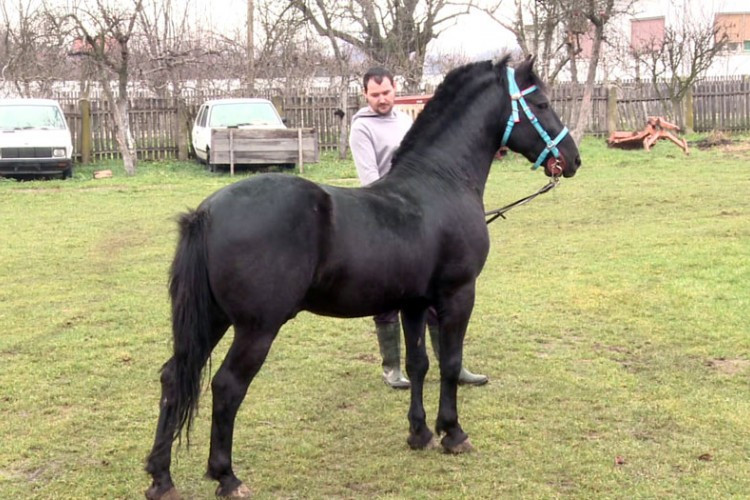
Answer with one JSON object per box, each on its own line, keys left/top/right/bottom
{"left": 191, "top": 98, "right": 287, "bottom": 166}
{"left": 0, "top": 99, "right": 74, "bottom": 179}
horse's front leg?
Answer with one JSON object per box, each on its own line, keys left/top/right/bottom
{"left": 435, "top": 284, "right": 476, "bottom": 453}
{"left": 400, "top": 306, "right": 436, "bottom": 450}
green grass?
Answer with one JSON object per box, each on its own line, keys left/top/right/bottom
{"left": 1, "top": 137, "right": 749, "bottom": 498}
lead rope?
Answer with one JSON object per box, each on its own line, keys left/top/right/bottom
{"left": 485, "top": 174, "right": 559, "bottom": 225}
{"left": 487, "top": 66, "right": 567, "bottom": 225}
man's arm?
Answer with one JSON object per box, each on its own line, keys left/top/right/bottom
{"left": 349, "top": 123, "right": 380, "bottom": 186}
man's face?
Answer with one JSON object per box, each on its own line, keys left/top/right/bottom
{"left": 364, "top": 77, "right": 396, "bottom": 116}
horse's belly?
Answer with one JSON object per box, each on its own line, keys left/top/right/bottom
{"left": 302, "top": 278, "right": 418, "bottom": 319}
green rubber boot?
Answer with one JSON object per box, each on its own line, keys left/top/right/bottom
{"left": 376, "top": 322, "right": 410, "bottom": 389}
{"left": 428, "top": 324, "right": 489, "bottom": 386}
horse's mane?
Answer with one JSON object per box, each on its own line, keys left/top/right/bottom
{"left": 392, "top": 55, "right": 513, "bottom": 166}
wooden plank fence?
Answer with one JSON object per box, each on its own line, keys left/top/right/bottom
{"left": 210, "top": 128, "right": 319, "bottom": 168}
{"left": 54, "top": 76, "right": 750, "bottom": 163}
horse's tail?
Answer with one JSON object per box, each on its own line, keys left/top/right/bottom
{"left": 168, "top": 209, "right": 215, "bottom": 444}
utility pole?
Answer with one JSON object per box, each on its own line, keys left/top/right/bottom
{"left": 247, "top": 0, "right": 255, "bottom": 95}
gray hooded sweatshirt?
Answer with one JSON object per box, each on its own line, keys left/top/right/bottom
{"left": 349, "top": 107, "right": 413, "bottom": 186}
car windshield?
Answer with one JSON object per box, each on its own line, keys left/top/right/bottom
{"left": 208, "top": 102, "right": 283, "bottom": 128}
{"left": 0, "top": 104, "right": 67, "bottom": 130}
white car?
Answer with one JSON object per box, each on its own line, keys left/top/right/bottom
{"left": 0, "top": 99, "right": 74, "bottom": 179}
{"left": 191, "top": 98, "right": 288, "bottom": 168}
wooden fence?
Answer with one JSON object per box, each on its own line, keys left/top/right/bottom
{"left": 58, "top": 93, "right": 361, "bottom": 163}
{"left": 549, "top": 77, "right": 750, "bottom": 134}
{"left": 56, "top": 76, "right": 750, "bottom": 163}
{"left": 60, "top": 98, "right": 181, "bottom": 162}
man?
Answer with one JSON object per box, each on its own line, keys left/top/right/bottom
{"left": 349, "top": 66, "right": 488, "bottom": 389}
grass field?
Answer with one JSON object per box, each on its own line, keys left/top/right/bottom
{"left": 1, "top": 136, "right": 749, "bottom": 499}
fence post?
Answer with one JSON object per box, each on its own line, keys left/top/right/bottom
{"left": 176, "top": 97, "right": 188, "bottom": 161}
{"left": 684, "top": 87, "right": 694, "bottom": 134}
{"left": 79, "top": 98, "right": 92, "bottom": 164}
{"left": 607, "top": 85, "right": 618, "bottom": 136}
{"left": 272, "top": 96, "right": 285, "bottom": 123}
{"left": 297, "top": 128, "right": 304, "bottom": 174}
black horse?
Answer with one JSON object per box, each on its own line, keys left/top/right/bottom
{"left": 145, "top": 56, "right": 580, "bottom": 499}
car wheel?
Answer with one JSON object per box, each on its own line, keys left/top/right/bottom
{"left": 62, "top": 167, "right": 73, "bottom": 179}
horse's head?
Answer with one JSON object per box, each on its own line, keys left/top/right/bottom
{"left": 499, "top": 57, "right": 581, "bottom": 178}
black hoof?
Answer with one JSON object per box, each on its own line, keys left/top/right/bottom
{"left": 145, "top": 484, "right": 180, "bottom": 500}
{"left": 216, "top": 482, "right": 251, "bottom": 497}
{"left": 214, "top": 476, "right": 246, "bottom": 497}
{"left": 442, "top": 436, "right": 474, "bottom": 454}
{"left": 407, "top": 429, "right": 436, "bottom": 450}
{"left": 439, "top": 429, "right": 469, "bottom": 450}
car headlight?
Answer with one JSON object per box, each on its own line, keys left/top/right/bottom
{"left": 52, "top": 148, "right": 66, "bottom": 158}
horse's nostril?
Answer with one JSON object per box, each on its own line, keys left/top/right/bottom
{"left": 575, "top": 156, "right": 581, "bottom": 167}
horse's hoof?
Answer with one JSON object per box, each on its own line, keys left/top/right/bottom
{"left": 427, "top": 436, "right": 440, "bottom": 450}
{"left": 145, "top": 485, "right": 181, "bottom": 500}
{"left": 443, "top": 437, "right": 474, "bottom": 454}
{"left": 216, "top": 482, "right": 252, "bottom": 498}
{"left": 407, "top": 431, "right": 436, "bottom": 450}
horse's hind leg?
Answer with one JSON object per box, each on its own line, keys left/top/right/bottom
{"left": 206, "top": 323, "right": 280, "bottom": 497}
{"left": 145, "top": 318, "right": 230, "bottom": 500}
{"left": 434, "top": 284, "right": 475, "bottom": 453}
{"left": 400, "top": 307, "right": 436, "bottom": 450}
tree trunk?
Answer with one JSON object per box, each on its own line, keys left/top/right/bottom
{"left": 571, "top": 25, "right": 604, "bottom": 145}
{"left": 683, "top": 87, "right": 694, "bottom": 134}
{"left": 101, "top": 80, "right": 137, "bottom": 175}
{"left": 567, "top": 39, "right": 579, "bottom": 84}
{"left": 176, "top": 97, "right": 188, "bottom": 161}
{"left": 338, "top": 77, "right": 349, "bottom": 160}
{"left": 172, "top": 77, "right": 188, "bottom": 161}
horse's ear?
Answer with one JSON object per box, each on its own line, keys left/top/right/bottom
{"left": 495, "top": 53, "right": 513, "bottom": 71}
{"left": 518, "top": 54, "right": 535, "bottom": 72}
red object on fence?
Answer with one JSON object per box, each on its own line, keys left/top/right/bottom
{"left": 607, "top": 116, "right": 689, "bottom": 155}
{"left": 394, "top": 95, "right": 433, "bottom": 121}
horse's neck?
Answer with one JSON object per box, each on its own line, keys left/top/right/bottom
{"left": 393, "top": 88, "right": 507, "bottom": 192}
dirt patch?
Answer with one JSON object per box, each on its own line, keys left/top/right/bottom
{"left": 693, "top": 130, "right": 733, "bottom": 150}
{"left": 721, "top": 142, "right": 750, "bottom": 153}
{"left": 354, "top": 353, "right": 378, "bottom": 363}
{"left": 705, "top": 358, "right": 750, "bottom": 375}
{"left": 96, "top": 228, "right": 151, "bottom": 258}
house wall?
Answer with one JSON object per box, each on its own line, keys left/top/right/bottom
{"left": 631, "top": 17, "right": 666, "bottom": 53}
{"left": 715, "top": 13, "right": 750, "bottom": 44}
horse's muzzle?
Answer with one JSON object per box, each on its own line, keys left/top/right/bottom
{"left": 546, "top": 154, "right": 581, "bottom": 178}
{"left": 545, "top": 157, "right": 564, "bottom": 178}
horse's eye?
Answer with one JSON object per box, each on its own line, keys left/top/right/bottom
{"left": 537, "top": 102, "right": 549, "bottom": 110}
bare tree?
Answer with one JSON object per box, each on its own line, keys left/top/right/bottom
{"left": 562, "top": 0, "right": 637, "bottom": 144}
{"left": 1, "top": 1, "right": 68, "bottom": 97}
{"left": 425, "top": 49, "right": 474, "bottom": 81}
{"left": 254, "top": 1, "right": 325, "bottom": 93}
{"left": 482, "top": 0, "right": 577, "bottom": 84}
{"left": 296, "top": 1, "right": 360, "bottom": 158}
{"left": 633, "top": 15, "right": 728, "bottom": 131}
{"left": 52, "top": 0, "right": 144, "bottom": 175}
{"left": 136, "top": 0, "right": 220, "bottom": 160}
{"left": 201, "top": 1, "right": 329, "bottom": 95}
{"left": 246, "top": 0, "right": 254, "bottom": 94}
{"left": 291, "top": 0, "right": 476, "bottom": 92}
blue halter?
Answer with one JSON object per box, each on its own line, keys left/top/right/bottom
{"left": 500, "top": 67, "right": 569, "bottom": 170}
